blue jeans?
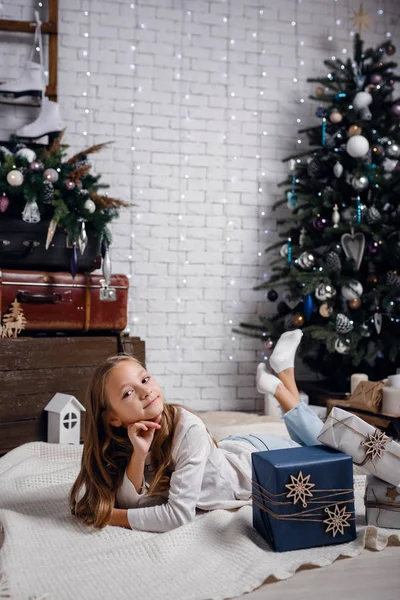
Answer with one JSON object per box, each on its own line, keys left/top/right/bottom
{"left": 222, "top": 403, "right": 323, "bottom": 451}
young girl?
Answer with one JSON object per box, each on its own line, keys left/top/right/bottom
{"left": 70, "top": 330, "right": 324, "bottom": 533}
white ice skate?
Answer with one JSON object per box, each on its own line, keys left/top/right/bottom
{"left": 15, "top": 97, "right": 64, "bottom": 143}
{"left": 0, "top": 60, "right": 44, "bottom": 101}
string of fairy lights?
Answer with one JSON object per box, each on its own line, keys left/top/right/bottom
{"left": 255, "top": 5, "right": 271, "bottom": 364}
{"left": 81, "top": 1, "right": 91, "bottom": 140}
{"left": 58, "top": 0, "right": 399, "bottom": 365}
{"left": 223, "top": 2, "right": 234, "bottom": 364}
{"left": 126, "top": 0, "right": 140, "bottom": 335}
{"left": 174, "top": 0, "right": 187, "bottom": 363}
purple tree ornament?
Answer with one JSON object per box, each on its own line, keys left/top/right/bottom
{"left": 313, "top": 217, "right": 327, "bottom": 231}
{"left": 0, "top": 194, "right": 9, "bottom": 213}
{"left": 369, "top": 73, "right": 383, "bottom": 85}
{"left": 70, "top": 243, "right": 79, "bottom": 279}
{"left": 368, "top": 241, "right": 379, "bottom": 255}
{"left": 391, "top": 102, "right": 400, "bottom": 117}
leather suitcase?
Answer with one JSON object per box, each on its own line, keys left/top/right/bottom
{"left": 0, "top": 219, "right": 101, "bottom": 273}
{"left": 0, "top": 270, "right": 129, "bottom": 332}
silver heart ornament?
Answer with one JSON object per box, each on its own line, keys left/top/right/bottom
{"left": 341, "top": 232, "right": 365, "bottom": 270}
{"left": 283, "top": 291, "right": 301, "bottom": 310}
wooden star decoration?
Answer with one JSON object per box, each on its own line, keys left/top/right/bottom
{"left": 352, "top": 2, "right": 372, "bottom": 37}
{"left": 360, "top": 429, "right": 389, "bottom": 461}
{"left": 285, "top": 471, "right": 315, "bottom": 508}
{"left": 386, "top": 486, "right": 400, "bottom": 500}
{"left": 323, "top": 504, "right": 351, "bottom": 537}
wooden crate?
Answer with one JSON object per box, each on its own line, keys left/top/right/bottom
{"left": 326, "top": 398, "right": 399, "bottom": 429}
{"left": 0, "top": 333, "right": 145, "bottom": 453}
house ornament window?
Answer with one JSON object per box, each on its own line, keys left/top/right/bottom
{"left": 63, "top": 412, "right": 78, "bottom": 429}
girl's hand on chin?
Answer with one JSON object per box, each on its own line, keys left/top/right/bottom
{"left": 127, "top": 421, "right": 161, "bottom": 456}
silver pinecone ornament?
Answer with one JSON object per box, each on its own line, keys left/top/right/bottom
{"left": 284, "top": 314, "right": 294, "bottom": 330}
{"left": 386, "top": 271, "right": 400, "bottom": 287}
{"left": 336, "top": 313, "right": 354, "bottom": 334}
{"left": 43, "top": 180, "right": 54, "bottom": 203}
{"left": 366, "top": 206, "right": 381, "bottom": 224}
{"left": 326, "top": 251, "right": 341, "bottom": 273}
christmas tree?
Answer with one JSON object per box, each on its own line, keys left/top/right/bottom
{"left": 241, "top": 31, "right": 400, "bottom": 390}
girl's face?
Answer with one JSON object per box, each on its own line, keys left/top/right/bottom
{"left": 105, "top": 360, "right": 165, "bottom": 427}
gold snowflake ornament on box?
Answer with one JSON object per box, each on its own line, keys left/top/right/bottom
{"left": 361, "top": 429, "right": 390, "bottom": 461}
{"left": 285, "top": 471, "right": 315, "bottom": 508}
{"left": 323, "top": 504, "right": 352, "bottom": 537}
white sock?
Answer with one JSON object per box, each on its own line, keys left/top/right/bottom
{"left": 256, "top": 363, "right": 281, "bottom": 396}
{"left": 269, "top": 329, "right": 303, "bottom": 373}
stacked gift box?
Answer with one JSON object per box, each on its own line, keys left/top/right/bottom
{"left": 251, "top": 404, "right": 400, "bottom": 553}
{"left": 318, "top": 406, "right": 400, "bottom": 530}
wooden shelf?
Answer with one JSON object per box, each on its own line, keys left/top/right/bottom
{"left": 0, "top": 0, "right": 58, "bottom": 101}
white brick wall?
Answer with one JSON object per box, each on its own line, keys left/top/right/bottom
{"left": 0, "top": 0, "right": 399, "bottom": 410}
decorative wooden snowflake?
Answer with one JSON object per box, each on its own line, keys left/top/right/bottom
{"left": 323, "top": 504, "right": 351, "bottom": 537}
{"left": 386, "top": 486, "right": 400, "bottom": 500}
{"left": 361, "top": 429, "right": 389, "bottom": 461}
{"left": 285, "top": 471, "right": 315, "bottom": 508}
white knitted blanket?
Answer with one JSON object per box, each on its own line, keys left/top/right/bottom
{"left": 0, "top": 442, "right": 399, "bottom": 600}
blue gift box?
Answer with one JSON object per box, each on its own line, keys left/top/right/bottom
{"left": 252, "top": 445, "right": 356, "bottom": 552}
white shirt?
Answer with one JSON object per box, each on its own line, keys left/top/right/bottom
{"left": 116, "top": 407, "right": 254, "bottom": 532}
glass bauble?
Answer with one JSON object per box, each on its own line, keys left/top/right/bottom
{"left": 6, "top": 169, "right": 23, "bottom": 186}
{"left": 43, "top": 168, "right": 59, "bottom": 183}
{"left": 351, "top": 174, "right": 369, "bottom": 191}
{"left": 386, "top": 143, "right": 400, "bottom": 158}
{"left": 353, "top": 91, "right": 372, "bottom": 110}
{"left": 348, "top": 297, "right": 361, "bottom": 309}
{"left": 298, "top": 251, "right": 315, "bottom": 269}
{"left": 65, "top": 179, "right": 76, "bottom": 191}
{"left": 267, "top": 290, "right": 278, "bottom": 302}
{"left": 341, "top": 280, "right": 363, "bottom": 300}
{"left": 84, "top": 199, "right": 96, "bottom": 214}
{"left": 334, "top": 338, "right": 350, "bottom": 354}
{"left": 315, "top": 282, "right": 336, "bottom": 301}
{"left": 391, "top": 102, "right": 400, "bottom": 117}
{"left": 346, "top": 135, "right": 369, "bottom": 158}
{"left": 16, "top": 148, "right": 37, "bottom": 163}
{"left": 348, "top": 125, "right": 361, "bottom": 137}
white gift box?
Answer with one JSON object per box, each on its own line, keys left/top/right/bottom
{"left": 317, "top": 407, "right": 400, "bottom": 487}
{"left": 364, "top": 475, "right": 400, "bottom": 529}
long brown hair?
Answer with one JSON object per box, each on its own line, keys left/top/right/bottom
{"left": 70, "top": 355, "right": 182, "bottom": 528}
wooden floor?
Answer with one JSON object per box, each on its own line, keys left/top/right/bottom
{"left": 236, "top": 545, "right": 400, "bottom": 600}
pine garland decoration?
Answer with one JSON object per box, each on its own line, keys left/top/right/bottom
{"left": 0, "top": 135, "right": 129, "bottom": 246}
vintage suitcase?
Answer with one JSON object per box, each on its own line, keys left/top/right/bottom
{"left": 0, "top": 269, "right": 129, "bottom": 332}
{"left": 0, "top": 219, "right": 101, "bottom": 273}
{"left": 0, "top": 333, "right": 146, "bottom": 453}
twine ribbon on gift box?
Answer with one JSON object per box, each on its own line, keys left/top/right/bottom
{"left": 364, "top": 500, "right": 400, "bottom": 511}
{"left": 252, "top": 477, "right": 355, "bottom": 537}
{"left": 364, "top": 487, "right": 400, "bottom": 524}
{"left": 328, "top": 415, "right": 400, "bottom": 468}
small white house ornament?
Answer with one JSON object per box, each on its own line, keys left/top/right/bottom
{"left": 44, "top": 393, "right": 86, "bottom": 445}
